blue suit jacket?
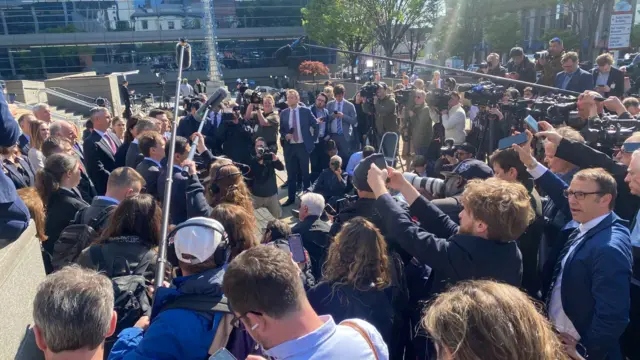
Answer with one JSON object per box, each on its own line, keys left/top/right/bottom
{"left": 309, "top": 105, "right": 330, "bottom": 141}
{"left": 536, "top": 169, "right": 632, "bottom": 360}
{"left": 279, "top": 106, "right": 318, "bottom": 153}
{"left": 0, "top": 92, "right": 30, "bottom": 241}
{"left": 554, "top": 68, "right": 593, "bottom": 93}
{"left": 326, "top": 99, "right": 357, "bottom": 142}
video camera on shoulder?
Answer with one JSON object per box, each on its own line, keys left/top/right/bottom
{"left": 359, "top": 82, "right": 381, "bottom": 102}
{"left": 255, "top": 145, "right": 273, "bottom": 162}
{"left": 440, "top": 138, "right": 456, "bottom": 157}
{"left": 243, "top": 89, "right": 263, "bottom": 106}
{"left": 426, "top": 88, "right": 452, "bottom": 111}
{"left": 534, "top": 50, "right": 549, "bottom": 60}
{"left": 458, "top": 82, "right": 505, "bottom": 107}
{"left": 394, "top": 85, "right": 416, "bottom": 106}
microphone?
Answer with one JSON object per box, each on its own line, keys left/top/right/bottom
{"left": 176, "top": 39, "right": 192, "bottom": 70}
{"left": 275, "top": 36, "right": 306, "bottom": 64}
{"left": 194, "top": 87, "right": 229, "bottom": 122}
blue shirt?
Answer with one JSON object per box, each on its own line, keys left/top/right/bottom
{"left": 144, "top": 157, "right": 162, "bottom": 168}
{"left": 96, "top": 196, "right": 119, "bottom": 205}
{"left": 263, "top": 316, "right": 388, "bottom": 360}
{"left": 346, "top": 151, "right": 363, "bottom": 176}
{"left": 561, "top": 69, "right": 579, "bottom": 89}
{"left": 631, "top": 211, "right": 640, "bottom": 245}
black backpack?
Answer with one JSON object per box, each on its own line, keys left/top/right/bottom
{"left": 89, "top": 246, "right": 154, "bottom": 354}
{"left": 50, "top": 206, "right": 115, "bottom": 271}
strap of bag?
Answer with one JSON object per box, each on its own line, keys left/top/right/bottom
{"left": 89, "top": 245, "right": 107, "bottom": 273}
{"left": 340, "top": 320, "right": 379, "bottom": 360}
{"left": 88, "top": 205, "right": 117, "bottom": 230}
{"left": 159, "top": 294, "right": 231, "bottom": 322}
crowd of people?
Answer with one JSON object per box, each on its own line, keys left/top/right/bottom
{"left": 2, "top": 34, "right": 640, "bottom": 360}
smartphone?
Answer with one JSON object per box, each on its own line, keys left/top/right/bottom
{"left": 288, "top": 234, "right": 306, "bottom": 263}
{"left": 498, "top": 133, "right": 528, "bottom": 150}
{"left": 208, "top": 348, "right": 237, "bottom": 360}
{"left": 524, "top": 115, "right": 539, "bottom": 133}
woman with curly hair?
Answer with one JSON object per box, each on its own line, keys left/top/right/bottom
{"left": 186, "top": 160, "right": 254, "bottom": 219}
{"left": 209, "top": 203, "right": 259, "bottom": 262}
{"left": 423, "top": 280, "right": 569, "bottom": 360}
{"left": 307, "top": 217, "right": 400, "bottom": 355}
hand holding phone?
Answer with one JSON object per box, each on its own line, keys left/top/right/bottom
{"left": 524, "top": 115, "right": 539, "bottom": 133}
{"left": 498, "top": 133, "right": 528, "bottom": 150}
{"left": 288, "top": 234, "right": 306, "bottom": 263}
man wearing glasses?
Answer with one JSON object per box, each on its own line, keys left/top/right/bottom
{"left": 514, "top": 134, "right": 632, "bottom": 360}
{"left": 223, "top": 245, "right": 389, "bottom": 360}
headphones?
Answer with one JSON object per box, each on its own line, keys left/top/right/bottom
{"left": 166, "top": 217, "right": 229, "bottom": 268}
{"left": 209, "top": 163, "right": 242, "bottom": 194}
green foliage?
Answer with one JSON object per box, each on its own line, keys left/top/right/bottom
{"left": 630, "top": 24, "right": 640, "bottom": 50}
{"left": 538, "top": 29, "right": 580, "bottom": 52}
{"left": 484, "top": 14, "right": 521, "bottom": 55}
{"left": 302, "top": 0, "right": 375, "bottom": 68}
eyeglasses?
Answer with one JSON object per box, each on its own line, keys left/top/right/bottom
{"left": 563, "top": 189, "right": 604, "bottom": 200}
{"left": 230, "top": 310, "right": 263, "bottom": 329}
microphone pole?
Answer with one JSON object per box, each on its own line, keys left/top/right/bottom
{"left": 181, "top": 108, "right": 210, "bottom": 175}
{"left": 301, "top": 42, "right": 585, "bottom": 98}
{"left": 154, "top": 39, "right": 189, "bottom": 297}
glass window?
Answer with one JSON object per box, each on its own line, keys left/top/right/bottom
{"left": 142, "top": 20, "right": 148, "bottom": 30}
{"left": 168, "top": 21, "right": 174, "bottom": 30}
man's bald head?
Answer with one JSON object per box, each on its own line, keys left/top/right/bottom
{"left": 49, "top": 121, "right": 78, "bottom": 143}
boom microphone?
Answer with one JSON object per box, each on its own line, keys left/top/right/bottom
{"left": 176, "top": 39, "right": 192, "bottom": 70}
{"left": 194, "top": 87, "right": 229, "bottom": 122}
{"left": 275, "top": 36, "right": 306, "bottom": 64}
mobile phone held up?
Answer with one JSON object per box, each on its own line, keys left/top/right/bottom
{"left": 524, "top": 115, "right": 539, "bottom": 133}
{"left": 209, "top": 348, "right": 236, "bottom": 360}
{"left": 498, "top": 133, "right": 528, "bottom": 150}
{"left": 288, "top": 233, "right": 306, "bottom": 263}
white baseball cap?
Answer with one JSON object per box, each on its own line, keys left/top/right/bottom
{"left": 173, "top": 217, "right": 225, "bottom": 264}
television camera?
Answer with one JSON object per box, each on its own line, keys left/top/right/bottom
{"left": 426, "top": 88, "right": 452, "bottom": 111}
{"left": 359, "top": 82, "right": 381, "bottom": 103}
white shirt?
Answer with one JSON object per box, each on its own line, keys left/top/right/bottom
{"left": 548, "top": 212, "right": 611, "bottom": 341}
{"left": 288, "top": 106, "right": 303, "bottom": 144}
{"left": 441, "top": 104, "right": 466, "bottom": 145}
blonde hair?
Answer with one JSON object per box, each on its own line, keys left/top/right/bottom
{"left": 423, "top": 280, "right": 568, "bottom": 360}
{"left": 461, "top": 178, "right": 534, "bottom": 241}
{"left": 323, "top": 86, "right": 334, "bottom": 100}
{"left": 323, "top": 217, "right": 391, "bottom": 291}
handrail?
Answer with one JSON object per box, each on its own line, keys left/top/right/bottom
{"left": 49, "top": 87, "right": 96, "bottom": 103}
{"left": 28, "top": 88, "right": 96, "bottom": 109}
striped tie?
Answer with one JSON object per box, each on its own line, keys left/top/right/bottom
{"left": 544, "top": 228, "right": 581, "bottom": 311}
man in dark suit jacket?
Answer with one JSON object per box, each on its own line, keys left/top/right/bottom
{"left": 120, "top": 80, "right": 132, "bottom": 119}
{"left": 157, "top": 136, "right": 191, "bottom": 225}
{"left": 124, "top": 118, "right": 157, "bottom": 169}
{"left": 592, "top": 53, "right": 625, "bottom": 98}
{"left": 309, "top": 93, "right": 331, "bottom": 182}
{"left": 308, "top": 155, "right": 347, "bottom": 205}
{"left": 135, "top": 131, "right": 165, "bottom": 199}
{"left": 280, "top": 90, "right": 318, "bottom": 206}
{"left": 517, "top": 148, "right": 632, "bottom": 359}
{"left": 368, "top": 165, "right": 527, "bottom": 298}
{"left": 292, "top": 192, "right": 331, "bottom": 279}
{"left": 83, "top": 107, "right": 122, "bottom": 195}
{"left": 326, "top": 84, "right": 358, "bottom": 159}
{"left": 17, "top": 113, "right": 31, "bottom": 156}
{"left": 555, "top": 51, "right": 593, "bottom": 93}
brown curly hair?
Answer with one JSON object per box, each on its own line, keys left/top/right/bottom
{"left": 17, "top": 187, "right": 47, "bottom": 242}
{"left": 423, "top": 280, "right": 568, "bottom": 360}
{"left": 323, "top": 217, "right": 391, "bottom": 291}
{"left": 209, "top": 203, "right": 259, "bottom": 261}
{"left": 205, "top": 162, "right": 254, "bottom": 217}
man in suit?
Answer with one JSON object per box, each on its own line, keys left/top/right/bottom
{"left": 326, "top": 84, "right": 357, "bottom": 160}
{"left": 157, "top": 136, "right": 191, "bottom": 224}
{"left": 308, "top": 155, "right": 347, "bottom": 206}
{"left": 120, "top": 80, "right": 132, "bottom": 120}
{"left": 136, "top": 131, "right": 165, "bottom": 199}
{"left": 309, "top": 92, "right": 330, "bottom": 182}
{"left": 593, "top": 53, "right": 625, "bottom": 98}
{"left": 41, "top": 136, "right": 97, "bottom": 204}
{"left": 17, "top": 113, "right": 32, "bottom": 156}
{"left": 78, "top": 167, "right": 143, "bottom": 233}
{"left": 32, "top": 103, "right": 52, "bottom": 123}
{"left": 555, "top": 52, "right": 593, "bottom": 93}
{"left": 49, "top": 120, "right": 84, "bottom": 164}
{"left": 293, "top": 192, "right": 331, "bottom": 280}
{"left": 125, "top": 118, "right": 158, "bottom": 168}
{"left": 83, "top": 107, "right": 122, "bottom": 195}
{"left": 280, "top": 89, "right": 318, "bottom": 206}
{"left": 515, "top": 140, "right": 632, "bottom": 360}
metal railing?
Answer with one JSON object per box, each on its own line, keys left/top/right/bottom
{"left": 34, "top": 88, "right": 97, "bottom": 109}
{"left": 49, "top": 87, "right": 96, "bottom": 103}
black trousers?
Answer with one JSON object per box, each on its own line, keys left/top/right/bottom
{"left": 285, "top": 143, "right": 310, "bottom": 200}
{"left": 310, "top": 140, "right": 328, "bottom": 183}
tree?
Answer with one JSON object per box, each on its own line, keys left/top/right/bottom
{"left": 539, "top": 29, "right": 580, "bottom": 52}
{"left": 630, "top": 24, "right": 640, "bottom": 51}
{"left": 562, "top": 0, "right": 608, "bottom": 61}
{"left": 298, "top": 60, "right": 329, "bottom": 83}
{"left": 302, "top": 0, "right": 375, "bottom": 77}
{"left": 358, "top": 0, "right": 442, "bottom": 73}
{"left": 484, "top": 13, "right": 522, "bottom": 56}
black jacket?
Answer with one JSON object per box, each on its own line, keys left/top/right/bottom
{"left": 518, "top": 178, "right": 544, "bottom": 297}
{"left": 77, "top": 235, "right": 157, "bottom": 281}
{"left": 218, "top": 121, "right": 253, "bottom": 165}
{"left": 18, "top": 134, "right": 30, "bottom": 156}
{"left": 78, "top": 167, "right": 98, "bottom": 204}
{"left": 592, "top": 66, "right": 625, "bottom": 98}
{"left": 84, "top": 131, "right": 122, "bottom": 195}
{"left": 136, "top": 158, "right": 162, "bottom": 199}
{"left": 488, "top": 65, "right": 507, "bottom": 77}
{"left": 2, "top": 156, "right": 34, "bottom": 189}
{"left": 555, "top": 138, "right": 640, "bottom": 222}
{"left": 114, "top": 140, "right": 130, "bottom": 168}
{"left": 78, "top": 197, "right": 118, "bottom": 234}
{"left": 309, "top": 168, "right": 347, "bottom": 200}
{"left": 125, "top": 142, "right": 143, "bottom": 169}
{"left": 248, "top": 156, "right": 284, "bottom": 198}
{"left": 376, "top": 193, "right": 522, "bottom": 297}
{"left": 43, "top": 187, "right": 89, "bottom": 272}
{"left": 506, "top": 57, "right": 537, "bottom": 86}
{"left": 158, "top": 165, "right": 190, "bottom": 225}
{"left": 292, "top": 215, "right": 331, "bottom": 279}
